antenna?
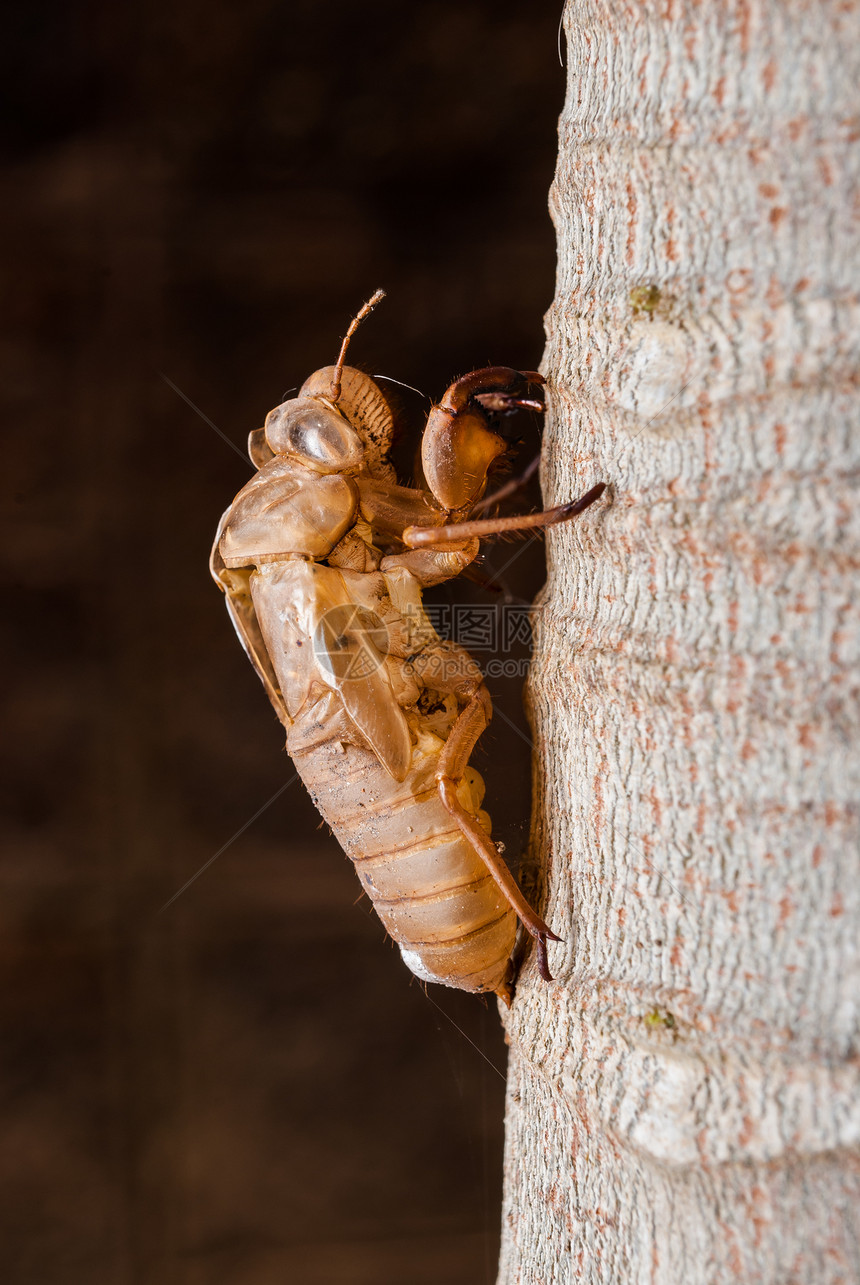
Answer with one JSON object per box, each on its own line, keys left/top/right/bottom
{"left": 329, "top": 288, "right": 386, "bottom": 405}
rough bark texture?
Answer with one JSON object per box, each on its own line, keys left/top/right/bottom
{"left": 498, "top": 2, "right": 860, "bottom": 1281}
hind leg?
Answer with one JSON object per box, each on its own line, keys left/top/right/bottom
{"left": 434, "top": 681, "right": 560, "bottom": 982}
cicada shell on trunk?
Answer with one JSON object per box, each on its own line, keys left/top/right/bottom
{"left": 212, "top": 293, "right": 605, "bottom": 998}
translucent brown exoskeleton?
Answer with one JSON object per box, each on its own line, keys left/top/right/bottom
{"left": 211, "top": 291, "right": 606, "bottom": 1001}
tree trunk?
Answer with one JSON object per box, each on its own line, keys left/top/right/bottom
{"left": 498, "top": 2, "right": 860, "bottom": 1281}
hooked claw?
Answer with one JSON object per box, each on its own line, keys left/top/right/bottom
{"left": 535, "top": 931, "right": 562, "bottom": 982}
{"left": 474, "top": 391, "right": 545, "bottom": 415}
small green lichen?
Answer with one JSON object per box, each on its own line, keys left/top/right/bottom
{"left": 644, "top": 1007, "right": 676, "bottom": 1030}
{"left": 630, "top": 284, "right": 662, "bottom": 314}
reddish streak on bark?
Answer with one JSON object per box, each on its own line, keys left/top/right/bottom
{"left": 823, "top": 802, "right": 840, "bottom": 828}
{"left": 749, "top": 1187, "right": 770, "bottom": 1247}
{"left": 767, "top": 282, "right": 786, "bottom": 316}
{"left": 724, "top": 1220, "right": 745, "bottom": 1277}
{"left": 770, "top": 271, "right": 787, "bottom": 304}
{"left": 592, "top": 756, "right": 606, "bottom": 846}
{"left": 778, "top": 895, "right": 794, "bottom": 928}
{"left": 650, "top": 787, "right": 663, "bottom": 830}
{"left": 774, "top": 422, "right": 787, "bottom": 455}
{"left": 699, "top": 396, "right": 715, "bottom": 480}
{"left": 625, "top": 179, "right": 637, "bottom": 265}
{"left": 728, "top": 599, "right": 739, "bottom": 634}
{"left": 678, "top": 689, "right": 695, "bottom": 751}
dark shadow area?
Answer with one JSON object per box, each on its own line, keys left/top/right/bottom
{"left": 1, "top": 3, "right": 565, "bottom": 1282}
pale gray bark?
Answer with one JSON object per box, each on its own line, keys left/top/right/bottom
{"left": 498, "top": 2, "right": 860, "bottom": 1281}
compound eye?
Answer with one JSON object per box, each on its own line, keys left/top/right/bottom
{"left": 264, "top": 397, "right": 365, "bottom": 473}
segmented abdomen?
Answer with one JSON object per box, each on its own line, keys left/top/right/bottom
{"left": 292, "top": 737, "right": 516, "bottom": 994}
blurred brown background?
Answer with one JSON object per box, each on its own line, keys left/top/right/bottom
{"left": 1, "top": 3, "right": 565, "bottom": 1282}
